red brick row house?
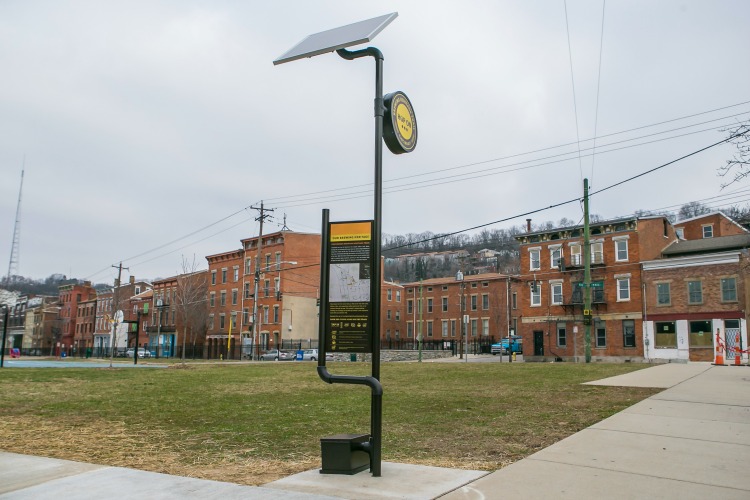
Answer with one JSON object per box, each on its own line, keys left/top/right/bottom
{"left": 400, "top": 273, "right": 514, "bottom": 352}
{"left": 515, "top": 216, "right": 677, "bottom": 361}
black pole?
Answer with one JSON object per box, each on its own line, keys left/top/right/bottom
{"left": 336, "top": 46, "right": 384, "bottom": 477}
{"left": 1, "top": 307, "right": 8, "bottom": 368}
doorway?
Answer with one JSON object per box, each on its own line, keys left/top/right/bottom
{"left": 533, "top": 330, "right": 544, "bottom": 356}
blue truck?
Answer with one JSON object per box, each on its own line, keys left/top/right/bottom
{"left": 491, "top": 335, "right": 523, "bottom": 355}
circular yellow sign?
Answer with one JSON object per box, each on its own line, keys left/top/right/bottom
{"left": 383, "top": 91, "right": 417, "bottom": 154}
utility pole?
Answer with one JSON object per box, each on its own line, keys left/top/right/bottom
{"left": 583, "top": 179, "right": 592, "bottom": 363}
{"left": 109, "top": 262, "right": 128, "bottom": 368}
{"left": 251, "top": 202, "right": 273, "bottom": 360}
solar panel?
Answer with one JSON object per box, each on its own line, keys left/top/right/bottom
{"left": 273, "top": 12, "right": 398, "bottom": 65}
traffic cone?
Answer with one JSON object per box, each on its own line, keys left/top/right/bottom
{"left": 713, "top": 346, "right": 725, "bottom": 366}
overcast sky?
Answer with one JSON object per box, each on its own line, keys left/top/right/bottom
{"left": 1, "top": 0, "right": 749, "bottom": 284}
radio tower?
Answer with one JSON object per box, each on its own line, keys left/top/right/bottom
{"left": 5, "top": 163, "right": 24, "bottom": 285}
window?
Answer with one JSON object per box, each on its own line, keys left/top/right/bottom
{"left": 264, "top": 280, "right": 270, "bottom": 297}
{"left": 231, "top": 289, "right": 238, "bottom": 305}
{"left": 243, "top": 308, "right": 250, "bottom": 324}
{"left": 656, "top": 283, "right": 671, "bottom": 306}
{"left": 550, "top": 246, "right": 562, "bottom": 268}
{"left": 442, "top": 320, "right": 449, "bottom": 337}
{"left": 688, "top": 280, "right": 702, "bottom": 304}
{"left": 211, "top": 271, "right": 216, "bottom": 285}
{"left": 395, "top": 311, "right": 400, "bottom": 321}
{"left": 595, "top": 319, "right": 606, "bottom": 348}
{"left": 689, "top": 320, "right": 712, "bottom": 347}
{"left": 570, "top": 244, "right": 582, "bottom": 266}
{"left": 208, "top": 314, "right": 215, "bottom": 330}
{"left": 531, "top": 286, "right": 541, "bottom": 306}
{"left": 221, "top": 269, "right": 227, "bottom": 283}
{"left": 427, "top": 321, "right": 433, "bottom": 337}
{"left": 482, "top": 318, "right": 489, "bottom": 336}
{"left": 512, "top": 292, "right": 517, "bottom": 309}
{"left": 273, "top": 306, "right": 279, "bottom": 323}
{"left": 275, "top": 252, "right": 281, "bottom": 270}
{"left": 470, "top": 319, "right": 478, "bottom": 337}
{"left": 263, "top": 307, "right": 269, "bottom": 323}
{"left": 482, "top": 294, "right": 489, "bottom": 310}
{"left": 219, "top": 314, "right": 225, "bottom": 329}
{"left": 702, "top": 225, "right": 713, "bottom": 238}
{"left": 407, "top": 322, "right": 413, "bottom": 338}
{"left": 529, "top": 248, "right": 540, "bottom": 270}
{"left": 407, "top": 299, "right": 413, "bottom": 315}
{"left": 396, "top": 291, "right": 401, "bottom": 302}
{"left": 387, "top": 310, "right": 392, "bottom": 320}
{"left": 615, "top": 239, "right": 628, "bottom": 261}
{"left": 245, "top": 258, "right": 252, "bottom": 275}
{"left": 427, "top": 298, "right": 433, "bottom": 313}
{"left": 220, "top": 291, "right": 226, "bottom": 306}
{"left": 591, "top": 241, "right": 603, "bottom": 264}
{"left": 231, "top": 312, "right": 237, "bottom": 329}
{"left": 654, "top": 321, "right": 677, "bottom": 348}
{"left": 551, "top": 282, "right": 563, "bottom": 305}
{"left": 244, "top": 283, "right": 251, "bottom": 299}
{"left": 387, "top": 289, "right": 392, "bottom": 301}
{"left": 451, "top": 319, "right": 456, "bottom": 337}
{"left": 675, "top": 228, "right": 684, "bottom": 239}
{"left": 617, "top": 277, "right": 630, "bottom": 301}
{"left": 470, "top": 295, "right": 477, "bottom": 311}
{"left": 233, "top": 267, "right": 239, "bottom": 282}
{"left": 442, "top": 297, "right": 449, "bottom": 312}
{"left": 265, "top": 254, "right": 271, "bottom": 269}
{"left": 623, "top": 319, "right": 636, "bottom": 348}
{"left": 721, "top": 277, "right": 737, "bottom": 302}
{"left": 557, "top": 322, "right": 566, "bottom": 347}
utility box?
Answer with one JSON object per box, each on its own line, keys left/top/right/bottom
{"left": 320, "top": 434, "right": 370, "bottom": 475}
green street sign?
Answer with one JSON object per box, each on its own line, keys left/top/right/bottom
{"left": 590, "top": 282, "right": 604, "bottom": 288}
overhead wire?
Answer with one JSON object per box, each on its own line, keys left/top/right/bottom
{"left": 563, "top": 0, "right": 586, "bottom": 182}
{"left": 590, "top": 0, "right": 607, "bottom": 187}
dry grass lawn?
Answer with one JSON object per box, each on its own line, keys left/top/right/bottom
{"left": 0, "top": 361, "right": 660, "bottom": 485}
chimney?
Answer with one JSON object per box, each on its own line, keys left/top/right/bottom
{"left": 130, "top": 276, "right": 135, "bottom": 285}
{"left": 84, "top": 280, "right": 92, "bottom": 287}
{"left": 526, "top": 219, "right": 532, "bottom": 233}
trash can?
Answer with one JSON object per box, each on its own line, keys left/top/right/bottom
{"left": 86, "top": 348, "right": 92, "bottom": 359}
{"left": 296, "top": 350, "right": 304, "bottom": 361}
{"left": 350, "top": 353, "right": 357, "bottom": 362}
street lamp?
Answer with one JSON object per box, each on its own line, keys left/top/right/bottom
{"left": 456, "top": 270, "right": 466, "bottom": 361}
{"left": 251, "top": 261, "right": 296, "bottom": 360}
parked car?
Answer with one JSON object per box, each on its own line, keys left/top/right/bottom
{"left": 259, "top": 349, "right": 294, "bottom": 361}
{"left": 491, "top": 335, "right": 523, "bottom": 355}
{"left": 125, "top": 348, "right": 151, "bottom": 358}
{"left": 301, "top": 349, "right": 334, "bottom": 361}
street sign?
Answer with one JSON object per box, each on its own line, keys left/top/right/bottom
{"left": 590, "top": 282, "right": 604, "bottom": 288}
{"left": 583, "top": 309, "right": 591, "bottom": 316}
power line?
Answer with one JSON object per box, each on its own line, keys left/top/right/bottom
{"left": 563, "top": 0, "right": 585, "bottom": 182}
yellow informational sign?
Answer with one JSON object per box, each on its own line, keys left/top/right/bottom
{"left": 326, "top": 220, "right": 374, "bottom": 353}
{"left": 330, "top": 221, "right": 372, "bottom": 242}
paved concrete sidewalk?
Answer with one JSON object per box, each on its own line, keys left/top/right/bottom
{"left": 442, "top": 362, "right": 750, "bottom": 499}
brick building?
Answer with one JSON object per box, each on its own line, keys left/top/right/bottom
{"left": 206, "top": 230, "right": 321, "bottom": 358}
{"left": 400, "top": 272, "right": 514, "bottom": 353}
{"left": 73, "top": 297, "right": 97, "bottom": 354}
{"left": 25, "top": 297, "right": 60, "bottom": 355}
{"left": 642, "top": 234, "right": 750, "bottom": 362}
{"left": 381, "top": 280, "right": 405, "bottom": 344}
{"left": 92, "top": 277, "right": 150, "bottom": 356}
{"left": 674, "top": 211, "right": 748, "bottom": 240}
{"left": 150, "top": 270, "right": 208, "bottom": 357}
{"left": 515, "top": 216, "right": 677, "bottom": 361}
{"left": 58, "top": 281, "right": 96, "bottom": 356}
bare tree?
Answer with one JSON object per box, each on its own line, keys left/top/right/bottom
{"left": 718, "top": 121, "right": 750, "bottom": 188}
{"left": 175, "top": 256, "right": 208, "bottom": 362}
{"left": 678, "top": 201, "right": 712, "bottom": 220}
